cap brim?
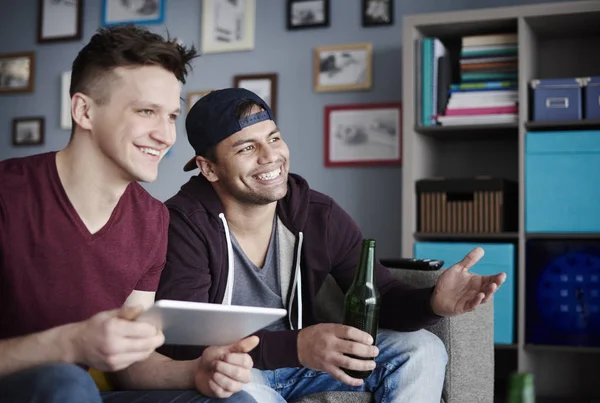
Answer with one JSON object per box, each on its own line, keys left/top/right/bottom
{"left": 183, "top": 156, "right": 198, "bottom": 172}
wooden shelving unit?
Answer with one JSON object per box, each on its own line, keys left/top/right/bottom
{"left": 401, "top": 1, "right": 600, "bottom": 400}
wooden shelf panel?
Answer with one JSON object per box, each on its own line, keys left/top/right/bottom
{"left": 524, "top": 120, "right": 600, "bottom": 132}
{"left": 414, "top": 124, "right": 519, "bottom": 140}
{"left": 495, "top": 343, "right": 519, "bottom": 350}
{"left": 526, "top": 232, "right": 600, "bottom": 240}
{"left": 414, "top": 232, "right": 519, "bottom": 242}
{"left": 525, "top": 344, "right": 600, "bottom": 354}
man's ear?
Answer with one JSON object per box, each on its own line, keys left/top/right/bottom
{"left": 197, "top": 157, "right": 218, "bottom": 183}
{"left": 71, "top": 93, "right": 94, "bottom": 131}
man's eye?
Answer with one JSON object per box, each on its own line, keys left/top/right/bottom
{"left": 270, "top": 137, "right": 280, "bottom": 143}
{"left": 139, "top": 109, "right": 154, "bottom": 116}
{"left": 169, "top": 114, "right": 178, "bottom": 122}
{"left": 239, "top": 145, "right": 254, "bottom": 153}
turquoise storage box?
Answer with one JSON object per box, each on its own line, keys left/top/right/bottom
{"left": 525, "top": 130, "right": 600, "bottom": 232}
{"left": 414, "top": 242, "right": 515, "bottom": 344}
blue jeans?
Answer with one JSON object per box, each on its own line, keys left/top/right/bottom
{"left": 243, "top": 329, "right": 448, "bottom": 403}
{"left": 0, "top": 363, "right": 257, "bottom": 403}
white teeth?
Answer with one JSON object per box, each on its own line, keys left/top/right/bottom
{"left": 140, "top": 147, "right": 160, "bottom": 156}
{"left": 256, "top": 168, "right": 281, "bottom": 180}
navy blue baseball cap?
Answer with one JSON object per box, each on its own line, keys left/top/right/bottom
{"left": 183, "top": 87, "right": 275, "bottom": 172}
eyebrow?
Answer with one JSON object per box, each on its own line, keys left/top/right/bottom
{"left": 132, "top": 101, "right": 181, "bottom": 115}
{"left": 230, "top": 128, "right": 281, "bottom": 149}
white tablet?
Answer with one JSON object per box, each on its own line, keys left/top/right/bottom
{"left": 136, "top": 299, "right": 288, "bottom": 346}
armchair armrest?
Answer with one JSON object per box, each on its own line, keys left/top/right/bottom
{"left": 389, "top": 268, "right": 494, "bottom": 403}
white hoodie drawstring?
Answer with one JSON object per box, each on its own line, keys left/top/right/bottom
{"left": 219, "top": 213, "right": 234, "bottom": 305}
{"left": 295, "top": 232, "right": 304, "bottom": 329}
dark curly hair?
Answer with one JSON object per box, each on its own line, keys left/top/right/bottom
{"left": 70, "top": 24, "right": 198, "bottom": 105}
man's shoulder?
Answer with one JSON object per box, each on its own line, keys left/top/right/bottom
{"left": 0, "top": 152, "right": 54, "bottom": 198}
{"left": 127, "top": 183, "right": 169, "bottom": 225}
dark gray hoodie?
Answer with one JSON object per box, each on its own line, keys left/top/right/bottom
{"left": 156, "top": 173, "right": 441, "bottom": 370}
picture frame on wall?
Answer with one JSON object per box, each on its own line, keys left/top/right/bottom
{"left": 187, "top": 90, "right": 213, "bottom": 112}
{"left": 362, "top": 0, "right": 393, "bottom": 27}
{"left": 101, "top": 0, "right": 165, "bottom": 27}
{"left": 61, "top": 71, "right": 72, "bottom": 130}
{"left": 287, "top": 0, "right": 330, "bottom": 30}
{"left": 12, "top": 117, "right": 45, "bottom": 147}
{"left": 37, "top": 0, "right": 83, "bottom": 43}
{"left": 201, "top": 0, "right": 256, "bottom": 54}
{"left": 0, "top": 52, "right": 35, "bottom": 94}
{"left": 324, "top": 103, "right": 402, "bottom": 167}
{"left": 233, "top": 73, "right": 278, "bottom": 118}
{"left": 314, "top": 43, "right": 372, "bottom": 92}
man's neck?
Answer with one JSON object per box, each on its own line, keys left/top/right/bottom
{"left": 55, "top": 135, "right": 130, "bottom": 234}
{"left": 221, "top": 198, "right": 277, "bottom": 239}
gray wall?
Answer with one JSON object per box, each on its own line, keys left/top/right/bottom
{"left": 0, "top": 0, "right": 570, "bottom": 258}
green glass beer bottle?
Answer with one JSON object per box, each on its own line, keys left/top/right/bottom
{"left": 506, "top": 372, "right": 535, "bottom": 403}
{"left": 342, "top": 239, "right": 381, "bottom": 379}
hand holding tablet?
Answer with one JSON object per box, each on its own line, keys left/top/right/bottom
{"left": 136, "top": 299, "right": 287, "bottom": 346}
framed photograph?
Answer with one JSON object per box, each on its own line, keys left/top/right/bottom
{"left": 233, "top": 73, "right": 278, "bottom": 118}
{"left": 201, "top": 0, "right": 255, "bottom": 54}
{"left": 101, "top": 0, "right": 165, "bottom": 26}
{"left": 314, "top": 43, "right": 372, "bottom": 92}
{"left": 0, "top": 52, "right": 35, "bottom": 94}
{"left": 37, "top": 0, "right": 83, "bottom": 43}
{"left": 287, "top": 0, "right": 330, "bottom": 30}
{"left": 324, "top": 103, "right": 402, "bottom": 167}
{"left": 61, "top": 71, "right": 72, "bottom": 130}
{"left": 12, "top": 117, "right": 45, "bottom": 147}
{"left": 187, "top": 90, "right": 213, "bottom": 112}
{"left": 362, "top": 0, "right": 393, "bottom": 27}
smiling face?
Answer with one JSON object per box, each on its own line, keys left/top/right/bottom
{"left": 203, "top": 106, "right": 290, "bottom": 206}
{"left": 86, "top": 65, "right": 181, "bottom": 183}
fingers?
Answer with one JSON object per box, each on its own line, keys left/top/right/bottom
{"left": 459, "top": 247, "right": 485, "bottom": 271}
{"left": 466, "top": 292, "right": 485, "bottom": 311}
{"left": 208, "top": 378, "right": 235, "bottom": 399}
{"left": 336, "top": 339, "right": 379, "bottom": 359}
{"left": 333, "top": 324, "right": 374, "bottom": 345}
{"left": 229, "top": 335, "right": 260, "bottom": 354}
{"left": 118, "top": 305, "right": 145, "bottom": 321}
{"left": 213, "top": 360, "right": 252, "bottom": 384}
{"left": 481, "top": 282, "right": 498, "bottom": 304}
{"left": 112, "top": 319, "right": 160, "bottom": 338}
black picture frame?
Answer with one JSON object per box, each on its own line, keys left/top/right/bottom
{"left": 12, "top": 117, "right": 45, "bottom": 147}
{"left": 362, "top": 0, "right": 394, "bottom": 27}
{"left": 37, "top": 0, "right": 83, "bottom": 43}
{"left": 287, "top": 0, "right": 330, "bottom": 30}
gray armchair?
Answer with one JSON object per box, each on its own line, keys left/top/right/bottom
{"left": 293, "top": 264, "right": 495, "bottom": 403}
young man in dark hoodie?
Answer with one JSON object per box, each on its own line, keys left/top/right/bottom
{"left": 156, "top": 88, "right": 507, "bottom": 403}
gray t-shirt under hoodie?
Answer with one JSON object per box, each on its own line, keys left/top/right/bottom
{"left": 230, "top": 217, "right": 289, "bottom": 331}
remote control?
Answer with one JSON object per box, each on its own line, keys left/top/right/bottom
{"left": 380, "top": 258, "right": 444, "bottom": 271}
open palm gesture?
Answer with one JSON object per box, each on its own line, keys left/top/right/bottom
{"left": 430, "top": 247, "right": 507, "bottom": 317}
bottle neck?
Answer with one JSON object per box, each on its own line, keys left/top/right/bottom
{"left": 354, "top": 240, "right": 376, "bottom": 286}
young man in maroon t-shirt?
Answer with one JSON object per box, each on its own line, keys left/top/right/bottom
{"left": 0, "top": 25, "right": 261, "bottom": 403}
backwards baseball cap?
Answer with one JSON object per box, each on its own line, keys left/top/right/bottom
{"left": 183, "top": 87, "right": 275, "bottom": 172}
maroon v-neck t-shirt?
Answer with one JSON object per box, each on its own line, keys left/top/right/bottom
{"left": 0, "top": 152, "right": 168, "bottom": 339}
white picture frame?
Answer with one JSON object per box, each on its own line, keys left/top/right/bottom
{"left": 201, "top": 0, "right": 256, "bottom": 54}
{"left": 61, "top": 71, "right": 72, "bottom": 130}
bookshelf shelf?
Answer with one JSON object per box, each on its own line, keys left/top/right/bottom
{"left": 414, "top": 232, "right": 519, "bottom": 241}
{"left": 524, "top": 120, "right": 600, "bottom": 132}
{"left": 415, "top": 123, "right": 518, "bottom": 140}
{"left": 524, "top": 344, "right": 600, "bottom": 354}
{"left": 525, "top": 232, "right": 600, "bottom": 239}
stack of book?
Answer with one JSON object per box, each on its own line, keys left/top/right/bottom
{"left": 437, "top": 33, "right": 518, "bottom": 126}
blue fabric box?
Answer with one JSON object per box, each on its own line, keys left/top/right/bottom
{"left": 525, "top": 130, "right": 600, "bottom": 232}
{"left": 584, "top": 76, "right": 600, "bottom": 120}
{"left": 531, "top": 78, "right": 584, "bottom": 121}
{"left": 414, "top": 242, "right": 515, "bottom": 344}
